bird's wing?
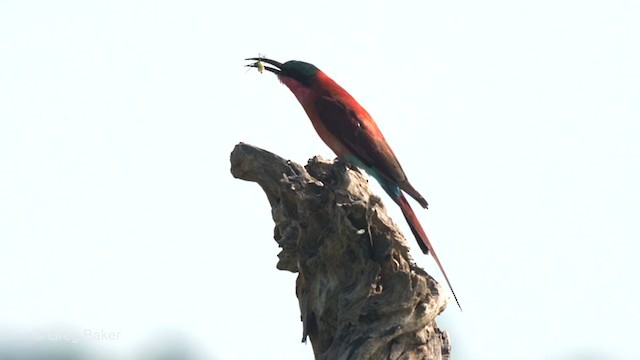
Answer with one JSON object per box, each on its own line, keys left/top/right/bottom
{"left": 314, "top": 95, "right": 407, "bottom": 183}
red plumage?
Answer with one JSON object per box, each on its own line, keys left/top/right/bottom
{"left": 250, "top": 58, "right": 461, "bottom": 310}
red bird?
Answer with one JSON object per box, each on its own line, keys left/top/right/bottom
{"left": 247, "top": 58, "right": 461, "bottom": 310}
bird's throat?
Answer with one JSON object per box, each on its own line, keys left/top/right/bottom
{"left": 278, "top": 76, "right": 314, "bottom": 103}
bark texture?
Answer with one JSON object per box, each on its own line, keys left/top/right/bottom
{"left": 230, "top": 143, "right": 450, "bottom": 360}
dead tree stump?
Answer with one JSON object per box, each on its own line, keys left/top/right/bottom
{"left": 230, "top": 143, "right": 451, "bottom": 360}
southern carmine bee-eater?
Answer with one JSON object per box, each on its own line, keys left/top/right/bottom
{"left": 246, "top": 57, "right": 461, "bottom": 310}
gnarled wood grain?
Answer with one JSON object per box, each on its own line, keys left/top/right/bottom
{"left": 230, "top": 143, "right": 450, "bottom": 360}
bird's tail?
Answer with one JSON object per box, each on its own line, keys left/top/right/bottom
{"left": 395, "top": 194, "right": 462, "bottom": 310}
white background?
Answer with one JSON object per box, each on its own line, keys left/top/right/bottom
{"left": 1, "top": 1, "right": 639, "bottom": 359}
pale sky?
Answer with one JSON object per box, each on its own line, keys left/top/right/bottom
{"left": 1, "top": 1, "right": 639, "bottom": 359}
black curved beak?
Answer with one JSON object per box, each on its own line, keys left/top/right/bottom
{"left": 245, "top": 57, "right": 283, "bottom": 75}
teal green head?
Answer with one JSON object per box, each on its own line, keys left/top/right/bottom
{"left": 245, "top": 58, "right": 319, "bottom": 87}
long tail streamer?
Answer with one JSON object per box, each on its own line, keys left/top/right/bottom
{"left": 396, "top": 194, "right": 462, "bottom": 310}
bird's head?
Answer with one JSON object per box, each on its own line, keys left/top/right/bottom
{"left": 246, "top": 58, "right": 319, "bottom": 88}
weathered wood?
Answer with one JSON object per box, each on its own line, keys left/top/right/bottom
{"left": 230, "top": 143, "right": 450, "bottom": 360}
